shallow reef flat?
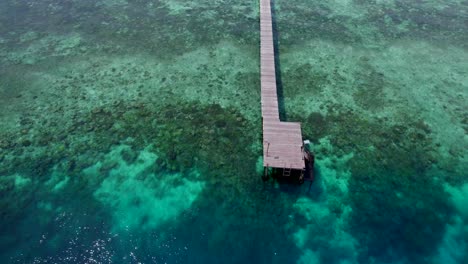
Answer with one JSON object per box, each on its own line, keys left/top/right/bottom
{"left": 0, "top": 0, "right": 467, "bottom": 264}
{"left": 275, "top": 0, "right": 468, "bottom": 263}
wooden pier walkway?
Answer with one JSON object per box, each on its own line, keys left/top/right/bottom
{"left": 260, "top": 0, "right": 306, "bottom": 171}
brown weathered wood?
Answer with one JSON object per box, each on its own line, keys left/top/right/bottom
{"left": 260, "top": 0, "right": 305, "bottom": 171}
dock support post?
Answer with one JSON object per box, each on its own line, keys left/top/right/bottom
{"left": 262, "top": 165, "right": 269, "bottom": 181}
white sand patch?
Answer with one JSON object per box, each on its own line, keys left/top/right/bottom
{"left": 293, "top": 197, "right": 357, "bottom": 264}
{"left": 45, "top": 167, "right": 70, "bottom": 192}
{"left": 446, "top": 184, "right": 468, "bottom": 219}
{"left": 92, "top": 145, "right": 205, "bottom": 232}
{"left": 293, "top": 138, "right": 357, "bottom": 263}
{"left": 45, "top": 168, "right": 70, "bottom": 192}
{"left": 12, "top": 173, "right": 32, "bottom": 188}
{"left": 0, "top": 173, "right": 32, "bottom": 189}
{"left": 433, "top": 183, "right": 468, "bottom": 263}
{"left": 314, "top": 137, "right": 353, "bottom": 195}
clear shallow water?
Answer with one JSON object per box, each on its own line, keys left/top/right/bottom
{"left": 0, "top": 0, "right": 467, "bottom": 263}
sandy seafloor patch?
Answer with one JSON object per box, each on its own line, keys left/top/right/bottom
{"left": 0, "top": 0, "right": 467, "bottom": 263}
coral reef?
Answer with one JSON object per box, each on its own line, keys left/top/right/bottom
{"left": 0, "top": 0, "right": 466, "bottom": 263}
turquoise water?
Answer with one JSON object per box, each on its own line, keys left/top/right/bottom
{"left": 0, "top": 0, "right": 467, "bottom": 263}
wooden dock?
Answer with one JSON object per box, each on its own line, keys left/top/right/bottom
{"left": 260, "top": 0, "right": 306, "bottom": 171}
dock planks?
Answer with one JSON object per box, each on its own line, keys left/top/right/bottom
{"left": 260, "top": 0, "right": 305, "bottom": 170}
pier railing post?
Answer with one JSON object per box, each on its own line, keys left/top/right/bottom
{"left": 266, "top": 141, "right": 270, "bottom": 156}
